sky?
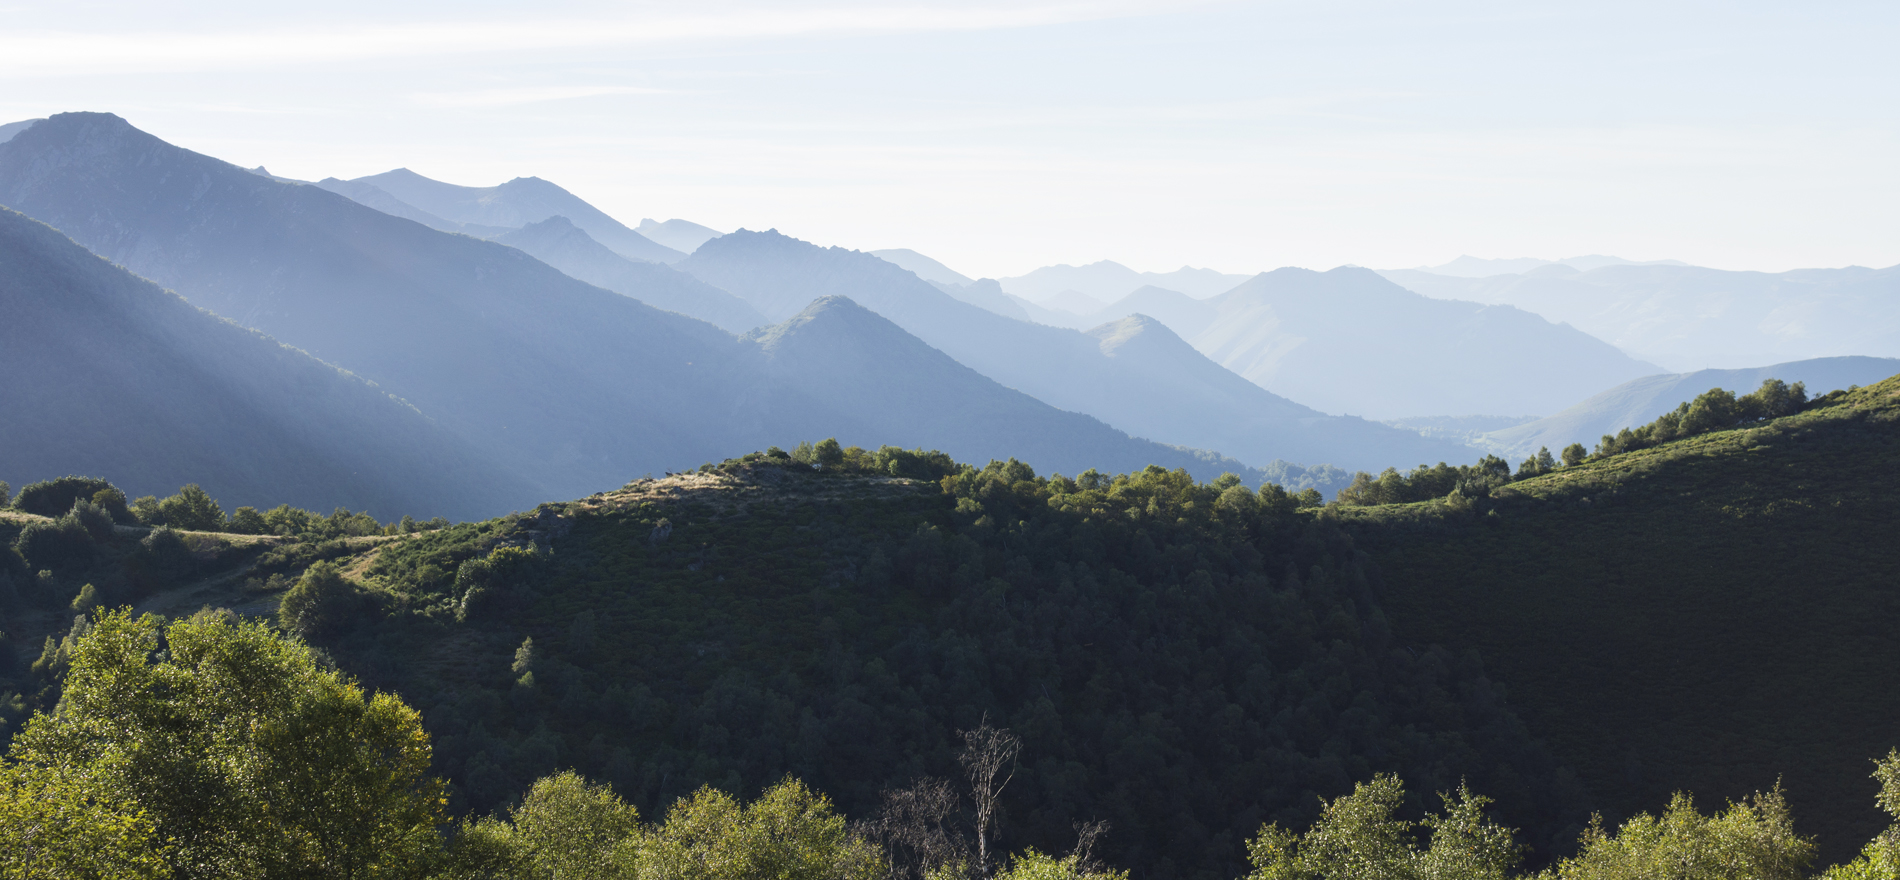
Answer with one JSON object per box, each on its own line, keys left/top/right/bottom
{"left": 1, "top": 0, "right": 1896, "bottom": 278}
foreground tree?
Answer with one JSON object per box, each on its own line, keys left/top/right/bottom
{"left": 0, "top": 761, "right": 170, "bottom": 880}
{"left": 1545, "top": 787, "right": 1811, "bottom": 880}
{"left": 1823, "top": 750, "right": 1900, "bottom": 880}
{"left": 1243, "top": 774, "right": 1521, "bottom": 880}
{"left": 1, "top": 608, "right": 446, "bottom": 879}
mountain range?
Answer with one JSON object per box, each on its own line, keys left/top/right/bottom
{"left": 1477, "top": 355, "right": 1900, "bottom": 458}
{"left": 347, "top": 167, "right": 686, "bottom": 264}
{"left": 494, "top": 216, "right": 767, "bottom": 333}
{"left": 996, "top": 259, "right": 1251, "bottom": 301}
{"left": 0, "top": 112, "right": 1328, "bottom": 510}
{"left": 954, "top": 267, "right": 1661, "bottom": 419}
{"left": 1380, "top": 262, "right": 1900, "bottom": 371}
{"left": 677, "top": 229, "right": 1477, "bottom": 472}
{"left": 0, "top": 205, "right": 530, "bottom": 519}
{"left": 1401, "top": 254, "right": 1689, "bottom": 278}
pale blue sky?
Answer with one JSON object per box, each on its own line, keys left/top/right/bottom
{"left": 2, "top": 0, "right": 1895, "bottom": 277}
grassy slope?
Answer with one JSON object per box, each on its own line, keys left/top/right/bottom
{"left": 1344, "top": 375, "right": 1900, "bottom": 862}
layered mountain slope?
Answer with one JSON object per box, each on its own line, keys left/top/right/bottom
{"left": 870, "top": 247, "right": 974, "bottom": 286}
{"left": 352, "top": 167, "right": 685, "bottom": 263}
{"left": 1188, "top": 268, "right": 1661, "bottom": 419}
{"left": 1480, "top": 355, "right": 1900, "bottom": 457}
{"left": 1380, "top": 263, "right": 1900, "bottom": 370}
{"left": 637, "top": 218, "right": 723, "bottom": 253}
{"left": 749, "top": 297, "right": 1270, "bottom": 479}
{"left": 680, "top": 230, "right": 1477, "bottom": 473}
{"left": 312, "top": 177, "right": 511, "bottom": 237}
{"left": 0, "top": 112, "right": 778, "bottom": 503}
{"left": 1348, "top": 376, "right": 1900, "bottom": 863}
{"left": 496, "top": 217, "right": 767, "bottom": 333}
{"left": 1000, "top": 260, "right": 1250, "bottom": 300}
{"left": 0, "top": 207, "right": 532, "bottom": 518}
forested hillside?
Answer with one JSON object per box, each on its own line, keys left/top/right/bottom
{"left": 1340, "top": 374, "right": 1900, "bottom": 863}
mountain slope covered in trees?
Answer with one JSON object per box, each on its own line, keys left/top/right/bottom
{"left": 1342, "top": 373, "right": 1900, "bottom": 864}
{"left": 0, "top": 206, "right": 530, "bottom": 519}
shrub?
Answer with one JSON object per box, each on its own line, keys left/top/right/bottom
{"left": 13, "top": 519, "right": 94, "bottom": 573}
{"left": 13, "top": 476, "right": 118, "bottom": 517}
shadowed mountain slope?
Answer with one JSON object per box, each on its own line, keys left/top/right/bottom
{"left": 1480, "top": 355, "right": 1900, "bottom": 457}
{"left": 496, "top": 216, "right": 767, "bottom": 334}
{"left": 1380, "top": 263, "right": 1900, "bottom": 371}
{"left": 680, "top": 230, "right": 1478, "bottom": 473}
{"left": 1345, "top": 375, "right": 1900, "bottom": 864}
{"left": 352, "top": 167, "right": 685, "bottom": 264}
{"left": 749, "top": 297, "right": 1271, "bottom": 479}
{"left": 0, "top": 112, "right": 781, "bottom": 505}
{"left": 0, "top": 206, "right": 532, "bottom": 519}
{"left": 1189, "top": 267, "right": 1661, "bottom": 419}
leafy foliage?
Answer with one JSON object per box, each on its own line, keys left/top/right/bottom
{"left": 4, "top": 608, "right": 446, "bottom": 878}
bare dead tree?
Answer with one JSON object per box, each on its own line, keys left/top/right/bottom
{"left": 857, "top": 777, "right": 971, "bottom": 880}
{"left": 1071, "top": 819, "right": 1110, "bottom": 874}
{"left": 959, "top": 721, "right": 1022, "bottom": 878}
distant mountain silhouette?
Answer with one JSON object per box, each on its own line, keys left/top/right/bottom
{"left": 637, "top": 218, "right": 724, "bottom": 254}
{"left": 679, "top": 230, "right": 1478, "bottom": 472}
{"left": 927, "top": 277, "right": 1033, "bottom": 321}
{"left": 1182, "top": 267, "right": 1661, "bottom": 419}
{"left": 311, "top": 177, "right": 511, "bottom": 237}
{"left": 749, "top": 297, "right": 1270, "bottom": 479}
{"left": 0, "top": 119, "right": 43, "bottom": 144}
{"left": 870, "top": 248, "right": 973, "bottom": 286}
{"left": 1400, "top": 254, "right": 1689, "bottom": 278}
{"left": 1380, "top": 263, "right": 1900, "bottom": 371}
{"left": 0, "top": 112, "right": 781, "bottom": 505}
{"left": 1000, "top": 260, "right": 1251, "bottom": 301}
{"left": 1480, "top": 356, "right": 1900, "bottom": 457}
{"left": 0, "top": 206, "right": 531, "bottom": 519}
{"left": 496, "top": 217, "right": 767, "bottom": 333}
{"left": 351, "top": 168, "right": 685, "bottom": 264}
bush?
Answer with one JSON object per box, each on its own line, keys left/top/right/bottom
{"left": 65, "top": 499, "right": 116, "bottom": 541}
{"left": 13, "top": 476, "right": 118, "bottom": 517}
{"left": 157, "top": 484, "right": 224, "bottom": 532}
{"left": 278, "top": 561, "right": 366, "bottom": 640}
{"left": 13, "top": 519, "right": 94, "bottom": 573}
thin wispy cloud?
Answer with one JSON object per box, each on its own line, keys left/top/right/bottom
{"left": 412, "top": 86, "right": 677, "bottom": 108}
{"left": 0, "top": 1, "right": 1184, "bottom": 77}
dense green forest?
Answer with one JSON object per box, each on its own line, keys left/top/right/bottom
{"left": 3, "top": 374, "right": 1898, "bottom": 878}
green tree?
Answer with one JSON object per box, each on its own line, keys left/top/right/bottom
{"left": 1243, "top": 775, "right": 1521, "bottom": 880}
{"left": 1561, "top": 443, "right": 1587, "bottom": 468}
{"left": 814, "top": 438, "right": 846, "bottom": 468}
{"left": 228, "top": 506, "right": 269, "bottom": 535}
{"left": 92, "top": 486, "right": 132, "bottom": 522}
{"left": 5, "top": 607, "right": 447, "bottom": 879}
{"left": 278, "top": 560, "right": 365, "bottom": 641}
{"left": 512, "top": 771, "right": 642, "bottom": 880}
{"left": 627, "top": 777, "right": 882, "bottom": 880}
{"left": 12, "top": 476, "right": 117, "bottom": 517}
{"left": 1544, "top": 787, "right": 1810, "bottom": 880}
{"left": 159, "top": 484, "right": 225, "bottom": 531}
{"left": 1822, "top": 751, "right": 1900, "bottom": 880}
{"left": 0, "top": 760, "right": 171, "bottom": 880}
{"left": 991, "top": 849, "right": 1128, "bottom": 880}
